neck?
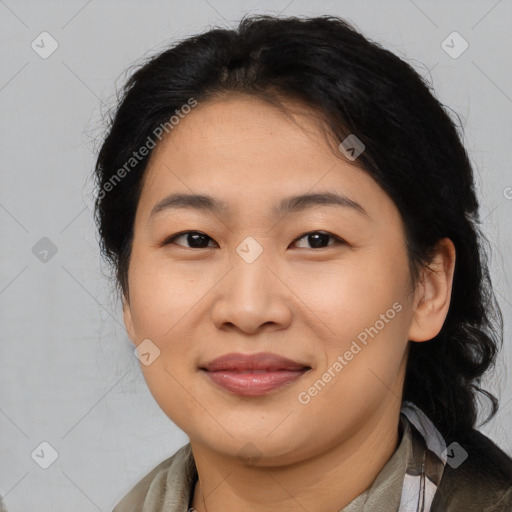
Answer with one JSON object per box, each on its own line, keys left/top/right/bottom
{"left": 190, "top": 402, "right": 401, "bottom": 512}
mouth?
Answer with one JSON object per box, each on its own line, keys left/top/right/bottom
{"left": 199, "top": 352, "right": 312, "bottom": 396}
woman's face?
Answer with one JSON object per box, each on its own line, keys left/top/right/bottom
{"left": 123, "top": 94, "right": 422, "bottom": 464}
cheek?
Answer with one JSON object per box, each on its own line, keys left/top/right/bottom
{"left": 290, "top": 257, "right": 405, "bottom": 340}
{"left": 292, "top": 252, "right": 411, "bottom": 386}
{"left": 127, "top": 252, "right": 210, "bottom": 338}
{"left": 138, "top": 358, "right": 202, "bottom": 437}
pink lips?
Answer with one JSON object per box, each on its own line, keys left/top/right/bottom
{"left": 200, "top": 352, "right": 311, "bottom": 396}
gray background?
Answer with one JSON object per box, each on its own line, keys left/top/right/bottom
{"left": 1, "top": 0, "right": 511, "bottom": 510}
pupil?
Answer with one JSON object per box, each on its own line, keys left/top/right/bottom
{"left": 189, "top": 233, "right": 209, "bottom": 248}
{"left": 309, "top": 233, "right": 328, "bottom": 248}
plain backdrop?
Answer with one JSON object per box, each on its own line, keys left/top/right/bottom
{"left": 0, "top": 0, "right": 511, "bottom": 510}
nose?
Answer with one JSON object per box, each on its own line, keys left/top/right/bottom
{"left": 210, "top": 252, "right": 293, "bottom": 335}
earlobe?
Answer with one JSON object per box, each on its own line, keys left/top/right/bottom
{"left": 407, "top": 238, "right": 456, "bottom": 343}
{"left": 122, "top": 299, "right": 136, "bottom": 345}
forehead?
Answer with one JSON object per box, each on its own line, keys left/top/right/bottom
{"left": 150, "top": 94, "right": 335, "bottom": 165}
{"left": 136, "top": 94, "right": 399, "bottom": 225}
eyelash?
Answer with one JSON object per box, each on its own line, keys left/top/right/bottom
{"left": 162, "top": 230, "right": 346, "bottom": 250}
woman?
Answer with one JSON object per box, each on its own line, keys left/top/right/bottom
{"left": 93, "top": 14, "right": 512, "bottom": 512}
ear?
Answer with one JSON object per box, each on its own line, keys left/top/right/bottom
{"left": 407, "top": 237, "right": 456, "bottom": 342}
{"left": 122, "top": 297, "right": 137, "bottom": 345}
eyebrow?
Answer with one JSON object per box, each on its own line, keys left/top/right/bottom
{"left": 149, "top": 191, "right": 369, "bottom": 220}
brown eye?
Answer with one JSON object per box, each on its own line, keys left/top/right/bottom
{"left": 165, "top": 231, "right": 217, "bottom": 249}
{"left": 291, "top": 231, "right": 344, "bottom": 249}
{"left": 163, "top": 230, "right": 344, "bottom": 250}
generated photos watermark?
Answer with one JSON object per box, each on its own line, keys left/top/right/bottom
{"left": 97, "top": 97, "right": 198, "bottom": 200}
{"left": 298, "top": 301, "right": 403, "bottom": 405}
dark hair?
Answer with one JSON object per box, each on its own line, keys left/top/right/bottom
{"left": 93, "top": 14, "right": 503, "bottom": 440}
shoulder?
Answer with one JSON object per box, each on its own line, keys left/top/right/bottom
{"left": 432, "top": 429, "right": 512, "bottom": 511}
{"left": 112, "top": 443, "right": 196, "bottom": 512}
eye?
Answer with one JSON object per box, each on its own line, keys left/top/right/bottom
{"left": 162, "top": 230, "right": 345, "bottom": 250}
{"left": 164, "top": 231, "right": 217, "bottom": 249}
{"left": 291, "top": 231, "right": 345, "bottom": 249}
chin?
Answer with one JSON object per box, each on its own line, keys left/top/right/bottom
{"left": 196, "top": 428, "right": 308, "bottom": 465}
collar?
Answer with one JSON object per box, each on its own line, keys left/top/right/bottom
{"left": 397, "top": 401, "right": 448, "bottom": 511}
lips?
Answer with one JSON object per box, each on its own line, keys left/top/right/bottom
{"left": 200, "top": 352, "right": 310, "bottom": 372}
{"left": 200, "top": 352, "right": 311, "bottom": 396}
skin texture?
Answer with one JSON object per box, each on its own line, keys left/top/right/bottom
{"left": 122, "top": 94, "right": 456, "bottom": 512}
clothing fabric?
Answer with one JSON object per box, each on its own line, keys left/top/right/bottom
{"left": 112, "top": 401, "right": 512, "bottom": 511}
